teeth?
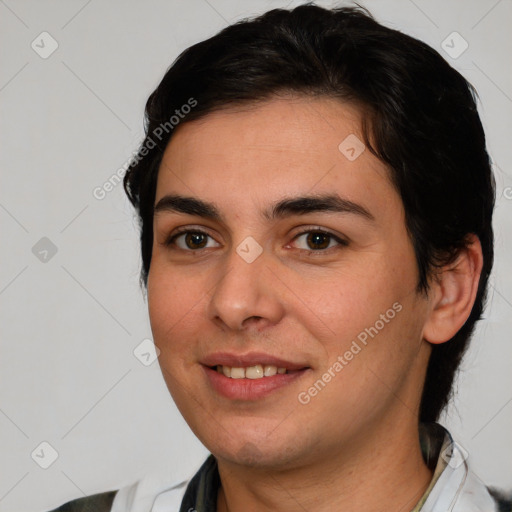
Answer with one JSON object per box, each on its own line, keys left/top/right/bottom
{"left": 264, "top": 365, "right": 277, "bottom": 377}
{"left": 230, "top": 367, "right": 245, "bottom": 379}
{"left": 245, "top": 365, "right": 263, "bottom": 379}
{"left": 215, "top": 364, "right": 288, "bottom": 379}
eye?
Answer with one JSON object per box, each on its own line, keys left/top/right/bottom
{"left": 291, "top": 228, "right": 348, "bottom": 252}
{"left": 165, "top": 229, "right": 220, "bottom": 251}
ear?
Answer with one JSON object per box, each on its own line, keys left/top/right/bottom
{"left": 422, "top": 234, "right": 484, "bottom": 345}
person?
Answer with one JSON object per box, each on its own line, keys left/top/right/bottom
{"left": 48, "top": 3, "right": 511, "bottom": 511}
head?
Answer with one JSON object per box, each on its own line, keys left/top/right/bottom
{"left": 123, "top": 3, "right": 494, "bottom": 462}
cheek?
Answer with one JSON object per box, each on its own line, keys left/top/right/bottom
{"left": 292, "top": 263, "right": 410, "bottom": 344}
{"left": 147, "top": 266, "right": 203, "bottom": 355}
{"left": 292, "top": 256, "right": 423, "bottom": 394}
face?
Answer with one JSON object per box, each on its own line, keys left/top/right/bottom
{"left": 148, "top": 97, "right": 433, "bottom": 469}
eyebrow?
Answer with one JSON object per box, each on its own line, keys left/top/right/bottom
{"left": 153, "top": 193, "right": 375, "bottom": 222}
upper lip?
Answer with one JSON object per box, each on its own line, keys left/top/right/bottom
{"left": 201, "top": 351, "right": 309, "bottom": 370}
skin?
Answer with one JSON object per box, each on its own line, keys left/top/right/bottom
{"left": 147, "top": 96, "right": 483, "bottom": 512}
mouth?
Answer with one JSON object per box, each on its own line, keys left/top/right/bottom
{"left": 201, "top": 352, "right": 311, "bottom": 400}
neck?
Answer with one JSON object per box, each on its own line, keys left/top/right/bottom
{"left": 216, "top": 417, "right": 433, "bottom": 512}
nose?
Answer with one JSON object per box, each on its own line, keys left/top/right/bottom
{"left": 207, "top": 242, "right": 286, "bottom": 332}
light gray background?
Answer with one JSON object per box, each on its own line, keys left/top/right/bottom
{"left": 0, "top": 1, "right": 511, "bottom": 511}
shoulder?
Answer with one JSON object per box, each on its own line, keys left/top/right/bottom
{"left": 46, "top": 490, "right": 117, "bottom": 512}
{"left": 487, "top": 487, "right": 512, "bottom": 512}
{"left": 43, "top": 475, "right": 189, "bottom": 512}
{"left": 46, "top": 458, "right": 206, "bottom": 512}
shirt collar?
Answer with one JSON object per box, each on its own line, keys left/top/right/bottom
{"left": 411, "top": 422, "right": 452, "bottom": 511}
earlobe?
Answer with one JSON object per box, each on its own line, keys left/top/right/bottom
{"left": 422, "top": 235, "right": 483, "bottom": 345}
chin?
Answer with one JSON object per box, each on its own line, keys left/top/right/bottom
{"left": 215, "top": 443, "right": 295, "bottom": 469}
{"left": 203, "top": 428, "right": 308, "bottom": 470}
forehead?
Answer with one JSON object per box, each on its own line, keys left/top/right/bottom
{"left": 155, "top": 97, "right": 396, "bottom": 219}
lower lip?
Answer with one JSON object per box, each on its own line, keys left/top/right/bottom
{"left": 203, "top": 366, "right": 308, "bottom": 400}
